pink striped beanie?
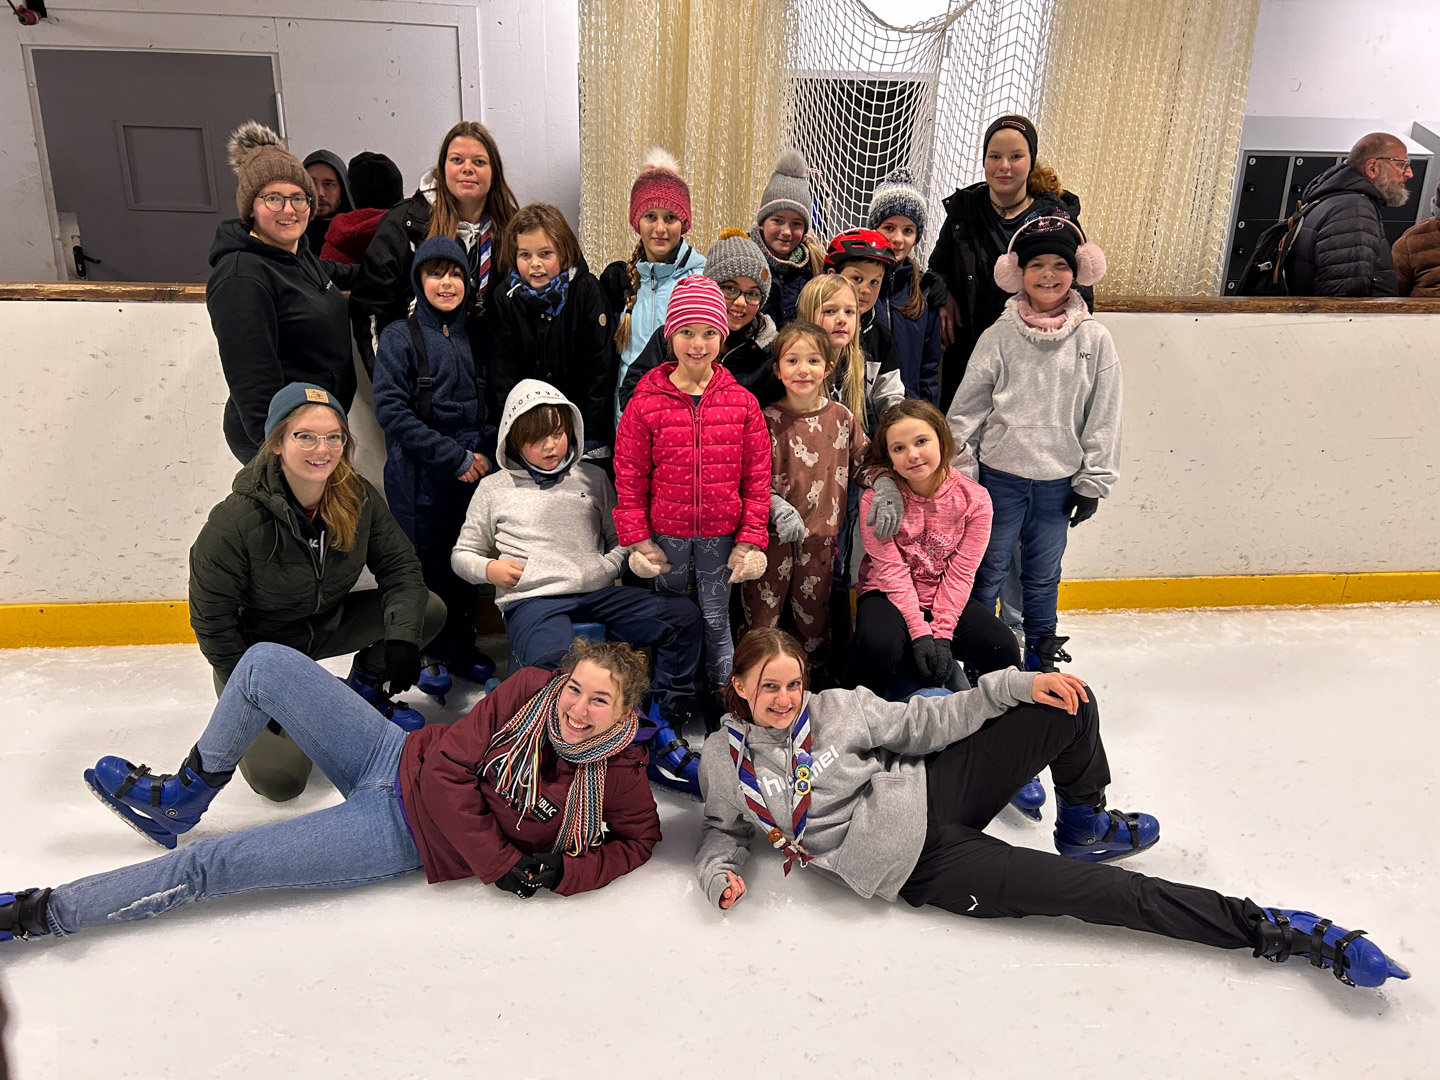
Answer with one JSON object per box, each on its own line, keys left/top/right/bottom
{"left": 663, "top": 275, "right": 729, "bottom": 339}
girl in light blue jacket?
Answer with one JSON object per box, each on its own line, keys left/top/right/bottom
{"left": 599, "top": 148, "right": 707, "bottom": 422}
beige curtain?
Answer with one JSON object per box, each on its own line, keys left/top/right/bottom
{"left": 578, "top": 0, "right": 790, "bottom": 267}
{"left": 1036, "top": 1, "right": 1261, "bottom": 297}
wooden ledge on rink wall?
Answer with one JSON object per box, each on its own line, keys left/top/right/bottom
{"left": 1095, "top": 295, "right": 1440, "bottom": 315}
{"left": 0, "top": 281, "right": 207, "bottom": 302}
{"left": 4, "top": 574, "right": 1439, "bottom": 648}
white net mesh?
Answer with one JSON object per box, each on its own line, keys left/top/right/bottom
{"left": 782, "top": 0, "right": 1054, "bottom": 261}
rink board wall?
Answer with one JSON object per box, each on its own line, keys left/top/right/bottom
{"left": 1, "top": 299, "right": 1437, "bottom": 611}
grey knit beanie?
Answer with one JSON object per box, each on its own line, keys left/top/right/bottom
{"left": 227, "top": 122, "right": 316, "bottom": 226}
{"left": 755, "top": 148, "right": 814, "bottom": 231}
{"left": 867, "top": 167, "right": 927, "bottom": 240}
{"left": 703, "top": 228, "right": 772, "bottom": 306}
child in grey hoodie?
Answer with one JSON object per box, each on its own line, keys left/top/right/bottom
{"left": 451, "top": 379, "right": 706, "bottom": 795}
{"left": 946, "top": 213, "right": 1118, "bottom": 673}
{"left": 694, "top": 629, "right": 1410, "bottom": 991}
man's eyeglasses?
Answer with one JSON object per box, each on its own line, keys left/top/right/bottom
{"left": 719, "top": 282, "right": 762, "bottom": 305}
{"left": 258, "top": 193, "right": 314, "bottom": 212}
{"left": 290, "top": 431, "right": 346, "bottom": 450}
{"left": 1373, "top": 156, "right": 1412, "bottom": 172}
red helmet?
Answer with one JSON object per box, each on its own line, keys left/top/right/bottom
{"left": 824, "top": 228, "right": 897, "bottom": 272}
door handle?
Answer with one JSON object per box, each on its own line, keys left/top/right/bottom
{"left": 73, "top": 244, "right": 101, "bottom": 279}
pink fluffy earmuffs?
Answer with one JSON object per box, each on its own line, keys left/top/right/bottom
{"left": 992, "top": 216, "right": 1107, "bottom": 294}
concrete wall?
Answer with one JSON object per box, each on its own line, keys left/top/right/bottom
{"left": 1, "top": 299, "right": 1436, "bottom": 604}
{"left": 0, "top": 0, "right": 581, "bottom": 280}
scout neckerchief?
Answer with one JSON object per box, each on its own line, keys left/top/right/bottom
{"left": 726, "top": 706, "right": 814, "bottom": 874}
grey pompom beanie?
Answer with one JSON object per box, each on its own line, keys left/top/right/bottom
{"left": 703, "top": 228, "right": 772, "bottom": 306}
{"left": 755, "top": 148, "right": 814, "bottom": 232}
{"left": 867, "top": 168, "right": 927, "bottom": 240}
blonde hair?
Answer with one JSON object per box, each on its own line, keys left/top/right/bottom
{"left": 799, "top": 232, "right": 826, "bottom": 276}
{"left": 797, "top": 275, "right": 866, "bottom": 431}
{"left": 260, "top": 407, "right": 365, "bottom": 552}
{"left": 425, "top": 122, "right": 518, "bottom": 243}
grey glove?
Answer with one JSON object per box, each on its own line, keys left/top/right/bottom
{"left": 911, "top": 635, "right": 951, "bottom": 687}
{"left": 866, "top": 475, "right": 904, "bottom": 540}
{"left": 769, "top": 494, "right": 807, "bottom": 545}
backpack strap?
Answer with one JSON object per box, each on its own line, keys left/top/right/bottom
{"left": 406, "top": 317, "right": 435, "bottom": 426}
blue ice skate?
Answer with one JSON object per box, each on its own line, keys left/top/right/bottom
{"left": 1011, "top": 777, "right": 1047, "bottom": 821}
{"left": 342, "top": 665, "right": 426, "bottom": 732}
{"left": 84, "top": 747, "right": 228, "bottom": 850}
{"left": 1254, "top": 908, "right": 1410, "bottom": 988}
{"left": 416, "top": 662, "right": 452, "bottom": 706}
{"left": 1, "top": 888, "right": 52, "bottom": 943}
{"left": 1053, "top": 795, "right": 1159, "bottom": 862}
{"left": 644, "top": 701, "right": 701, "bottom": 799}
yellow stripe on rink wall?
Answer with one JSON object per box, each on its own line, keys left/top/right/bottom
{"left": 2, "top": 573, "right": 1439, "bottom": 648}
{"left": 1059, "top": 572, "right": 1440, "bottom": 611}
{"left": 0, "top": 602, "right": 195, "bottom": 648}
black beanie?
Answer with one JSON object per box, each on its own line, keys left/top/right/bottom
{"left": 1012, "top": 216, "right": 1079, "bottom": 274}
{"left": 347, "top": 152, "right": 404, "bottom": 211}
{"left": 983, "top": 114, "right": 1039, "bottom": 166}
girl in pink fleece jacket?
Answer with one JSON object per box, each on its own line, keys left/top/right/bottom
{"left": 845, "top": 400, "right": 1020, "bottom": 695}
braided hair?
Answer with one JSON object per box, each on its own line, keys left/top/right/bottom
{"left": 612, "top": 240, "right": 644, "bottom": 354}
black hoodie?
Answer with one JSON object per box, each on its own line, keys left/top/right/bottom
{"left": 206, "top": 220, "right": 358, "bottom": 462}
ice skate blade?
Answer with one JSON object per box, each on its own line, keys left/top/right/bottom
{"left": 83, "top": 769, "right": 177, "bottom": 850}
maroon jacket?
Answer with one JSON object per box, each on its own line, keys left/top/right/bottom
{"left": 398, "top": 666, "right": 660, "bottom": 896}
{"left": 322, "top": 207, "right": 388, "bottom": 265}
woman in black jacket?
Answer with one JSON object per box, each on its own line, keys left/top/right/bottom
{"left": 206, "top": 123, "right": 359, "bottom": 463}
{"left": 929, "top": 115, "right": 1091, "bottom": 409}
{"left": 350, "top": 121, "right": 519, "bottom": 348}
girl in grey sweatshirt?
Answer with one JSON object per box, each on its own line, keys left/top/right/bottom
{"left": 694, "top": 629, "right": 1409, "bottom": 991}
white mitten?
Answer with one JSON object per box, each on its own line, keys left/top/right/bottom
{"left": 629, "top": 538, "right": 670, "bottom": 578}
{"left": 726, "top": 542, "right": 768, "bottom": 584}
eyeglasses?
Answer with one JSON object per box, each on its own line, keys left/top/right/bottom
{"left": 1373, "top": 156, "right": 1412, "bottom": 172}
{"left": 257, "top": 193, "right": 314, "bottom": 212}
{"left": 290, "top": 431, "right": 346, "bottom": 450}
{"left": 719, "top": 282, "right": 762, "bottom": 305}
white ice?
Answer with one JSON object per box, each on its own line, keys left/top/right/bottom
{"left": 2, "top": 607, "right": 1435, "bottom": 1079}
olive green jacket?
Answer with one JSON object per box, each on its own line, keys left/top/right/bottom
{"left": 188, "top": 456, "right": 428, "bottom": 678}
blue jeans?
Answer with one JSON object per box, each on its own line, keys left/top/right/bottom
{"left": 503, "top": 586, "right": 703, "bottom": 708}
{"left": 47, "top": 643, "right": 421, "bottom": 936}
{"left": 999, "top": 542, "right": 1024, "bottom": 629}
{"left": 972, "top": 466, "right": 1072, "bottom": 639}
{"left": 653, "top": 535, "right": 735, "bottom": 691}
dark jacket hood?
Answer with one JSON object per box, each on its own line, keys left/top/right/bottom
{"left": 302, "top": 150, "right": 354, "bottom": 214}
{"left": 208, "top": 219, "right": 313, "bottom": 268}
{"left": 409, "top": 235, "right": 473, "bottom": 332}
{"left": 1303, "top": 162, "right": 1383, "bottom": 204}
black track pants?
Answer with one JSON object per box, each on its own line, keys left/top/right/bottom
{"left": 898, "top": 690, "right": 1262, "bottom": 951}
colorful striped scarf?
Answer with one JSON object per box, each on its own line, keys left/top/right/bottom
{"left": 483, "top": 673, "right": 641, "bottom": 856}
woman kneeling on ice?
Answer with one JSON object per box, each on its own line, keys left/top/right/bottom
{"left": 696, "top": 628, "right": 1409, "bottom": 990}
{"left": 2, "top": 639, "right": 659, "bottom": 942}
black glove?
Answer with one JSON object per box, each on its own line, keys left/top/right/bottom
{"left": 911, "top": 635, "right": 951, "bottom": 687}
{"left": 920, "top": 269, "right": 949, "bottom": 310}
{"left": 383, "top": 640, "right": 422, "bottom": 695}
{"left": 494, "top": 862, "right": 540, "bottom": 899}
{"left": 1064, "top": 492, "right": 1099, "bottom": 529}
{"left": 522, "top": 851, "right": 566, "bottom": 892}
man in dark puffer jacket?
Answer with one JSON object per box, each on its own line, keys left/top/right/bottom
{"left": 1287, "top": 132, "right": 1411, "bottom": 297}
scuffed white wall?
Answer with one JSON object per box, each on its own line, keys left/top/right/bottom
{"left": 1, "top": 301, "right": 1437, "bottom": 604}
{"left": 0, "top": 1, "right": 581, "bottom": 281}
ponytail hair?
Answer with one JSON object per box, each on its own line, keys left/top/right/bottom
{"left": 797, "top": 275, "right": 867, "bottom": 431}
{"left": 612, "top": 241, "right": 644, "bottom": 353}
{"left": 724, "top": 629, "right": 810, "bottom": 721}
{"left": 1027, "top": 159, "right": 1065, "bottom": 199}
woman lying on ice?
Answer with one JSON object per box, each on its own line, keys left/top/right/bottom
{"left": 696, "top": 627, "right": 1409, "bottom": 990}
{"left": 2, "top": 638, "right": 659, "bottom": 942}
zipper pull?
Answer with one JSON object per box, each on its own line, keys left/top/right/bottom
{"left": 443, "top": 325, "right": 450, "bottom": 338}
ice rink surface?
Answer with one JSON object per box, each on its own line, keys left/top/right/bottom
{"left": 1, "top": 606, "right": 1434, "bottom": 1079}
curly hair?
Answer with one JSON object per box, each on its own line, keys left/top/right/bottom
{"left": 560, "top": 638, "right": 651, "bottom": 714}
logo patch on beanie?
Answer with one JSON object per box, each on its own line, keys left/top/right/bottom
{"left": 304, "top": 388, "right": 330, "bottom": 404}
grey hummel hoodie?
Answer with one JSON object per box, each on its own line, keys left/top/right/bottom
{"left": 696, "top": 667, "right": 1036, "bottom": 907}
{"left": 451, "top": 379, "right": 627, "bottom": 608}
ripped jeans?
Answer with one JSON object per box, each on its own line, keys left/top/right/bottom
{"left": 46, "top": 643, "right": 422, "bottom": 936}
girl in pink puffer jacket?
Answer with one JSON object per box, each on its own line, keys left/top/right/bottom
{"left": 613, "top": 276, "right": 770, "bottom": 707}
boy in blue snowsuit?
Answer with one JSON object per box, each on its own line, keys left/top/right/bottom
{"left": 373, "top": 235, "right": 498, "bottom": 679}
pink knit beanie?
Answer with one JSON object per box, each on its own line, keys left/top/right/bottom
{"left": 664, "top": 275, "right": 728, "bottom": 339}
{"left": 629, "top": 147, "right": 692, "bottom": 234}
